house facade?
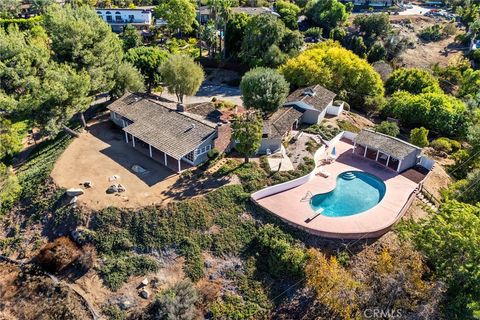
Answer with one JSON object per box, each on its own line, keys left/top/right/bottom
{"left": 258, "top": 85, "right": 344, "bottom": 154}
{"left": 108, "top": 93, "right": 233, "bottom": 172}
{"left": 96, "top": 8, "right": 153, "bottom": 32}
{"left": 353, "top": 129, "right": 423, "bottom": 172}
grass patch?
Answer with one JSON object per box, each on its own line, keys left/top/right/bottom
{"left": 337, "top": 120, "right": 361, "bottom": 133}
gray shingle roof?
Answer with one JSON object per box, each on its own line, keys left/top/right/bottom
{"left": 264, "top": 107, "right": 303, "bottom": 138}
{"left": 108, "top": 93, "right": 216, "bottom": 159}
{"left": 354, "top": 129, "right": 422, "bottom": 160}
{"left": 286, "top": 85, "right": 336, "bottom": 111}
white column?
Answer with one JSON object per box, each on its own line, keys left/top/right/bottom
{"left": 386, "top": 155, "right": 391, "bottom": 167}
{"left": 352, "top": 141, "right": 356, "bottom": 153}
{"left": 149, "top": 144, "right": 152, "bottom": 157}
{"left": 132, "top": 136, "right": 135, "bottom": 147}
{"left": 177, "top": 159, "right": 181, "bottom": 172}
{"left": 124, "top": 131, "right": 128, "bottom": 143}
{"left": 397, "top": 159, "right": 402, "bottom": 172}
{"left": 164, "top": 152, "right": 167, "bottom": 165}
{"left": 375, "top": 150, "right": 380, "bottom": 161}
{"left": 363, "top": 146, "right": 368, "bottom": 157}
{"left": 122, "top": 119, "right": 126, "bottom": 128}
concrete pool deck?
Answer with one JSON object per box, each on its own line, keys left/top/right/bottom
{"left": 254, "top": 139, "right": 420, "bottom": 239}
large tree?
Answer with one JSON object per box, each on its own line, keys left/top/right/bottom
{"left": 225, "top": 13, "right": 250, "bottom": 60}
{"left": 44, "top": 5, "right": 124, "bottom": 95}
{"left": 121, "top": 24, "right": 142, "bottom": 51}
{"left": 385, "top": 68, "right": 443, "bottom": 95}
{"left": 110, "top": 62, "right": 145, "bottom": 99}
{"left": 240, "top": 67, "right": 290, "bottom": 115}
{"left": 231, "top": 113, "right": 263, "bottom": 163}
{"left": 406, "top": 200, "right": 480, "bottom": 317}
{"left": 280, "top": 40, "right": 384, "bottom": 111}
{"left": 305, "top": 0, "right": 349, "bottom": 33}
{"left": 241, "top": 13, "right": 301, "bottom": 67}
{"left": 276, "top": 0, "right": 301, "bottom": 30}
{"left": 353, "top": 13, "right": 391, "bottom": 39}
{"left": 383, "top": 91, "right": 467, "bottom": 136}
{"left": 125, "top": 46, "right": 169, "bottom": 93}
{"left": 160, "top": 54, "right": 204, "bottom": 103}
{"left": 154, "top": 0, "right": 197, "bottom": 35}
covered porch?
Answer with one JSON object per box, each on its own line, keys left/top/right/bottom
{"left": 123, "top": 131, "right": 194, "bottom": 173}
{"left": 352, "top": 142, "right": 402, "bottom": 172}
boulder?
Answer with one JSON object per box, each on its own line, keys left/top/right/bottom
{"left": 82, "top": 181, "right": 93, "bottom": 188}
{"left": 141, "top": 278, "right": 149, "bottom": 286}
{"left": 106, "top": 185, "right": 118, "bottom": 194}
{"left": 139, "top": 288, "right": 150, "bottom": 299}
{"left": 116, "top": 295, "right": 135, "bottom": 310}
{"left": 117, "top": 184, "right": 126, "bottom": 193}
{"left": 66, "top": 188, "right": 84, "bottom": 197}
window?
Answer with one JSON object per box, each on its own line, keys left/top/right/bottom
{"left": 184, "top": 150, "right": 195, "bottom": 162}
{"left": 195, "top": 145, "right": 211, "bottom": 156}
{"left": 128, "top": 15, "right": 134, "bottom": 22}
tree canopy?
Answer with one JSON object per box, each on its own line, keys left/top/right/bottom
{"left": 160, "top": 54, "right": 204, "bottom": 103}
{"left": 276, "top": 0, "right": 301, "bottom": 29}
{"left": 409, "top": 127, "right": 429, "bottom": 147}
{"left": 43, "top": 4, "right": 124, "bottom": 95}
{"left": 240, "top": 67, "right": 290, "bottom": 114}
{"left": 280, "top": 40, "right": 384, "bottom": 110}
{"left": 121, "top": 24, "right": 142, "bottom": 51}
{"left": 405, "top": 200, "right": 480, "bottom": 317}
{"left": 375, "top": 121, "right": 399, "bottom": 137}
{"left": 240, "top": 14, "right": 302, "bottom": 67}
{"left": 231, "top": 113, "right": 263, "bottom": 163}
{"left": 353, "top": 13, "right": 391, "bottom": 39}
{"left": 305, "top": 0, "right": 349, "bottom": 33}
{"left": 383, "top": 91, "right": 467, "bottom": 137}
{"left": 125, "top": 46, "right": 169, "bottom": 93}
{"left": 225, "top": 13, "right": 250, "bottom": 60}
{"left": 154, "top": 0, "right": 197, "bottom": 35}
{"left": 385, "top": 68, "right": 443, "bottom": 95}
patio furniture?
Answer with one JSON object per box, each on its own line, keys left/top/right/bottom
{"left": 308, "top": 207, "right": 324, "bottom": 221}
{"left": 316, "top": 166, "right": 331, "bottom": 178}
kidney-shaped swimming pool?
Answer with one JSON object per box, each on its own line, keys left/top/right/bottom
{"left": 310, "top": 171, "right": 386, "bottom": 217}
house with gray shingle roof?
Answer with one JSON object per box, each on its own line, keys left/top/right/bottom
{"left": 284, "top": 85, "right": 343, "bottom": 125}
{"left": 108, "top": 93, "right": 232, "bottom": 172}
{"left": 353, "top": 129, "right": 423, "bottom": 172}
{"left": 257, "top": 85, "right": 344, "bottom": 154}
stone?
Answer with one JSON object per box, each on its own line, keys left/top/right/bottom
{"left": 116, "top": 295, "right": 135, "bottom": 310}
{"left": 117, "top": 184, "right": 126, "bottom": 193}
{"left": 66, "top": 188, "right": 84, "bottom": 197}
{"left": 106, "top": 185, "right": 118, "bottom": 194}
{"left": 83, "top": 181, "right": 93, "bottom": 188}
{"left": 69, "top": 196, "right": 78, "bottom": 205}
{"left": 141, "top": 278, "right": 149, "bottom": 286}
{"left": 108, "top": 175, "right": 119, "bottom": 182}
{"left": 204, "top": 260, "right": 213, "bottom": 268}
{"left": 139, "top": 288, "right": 150, "bottom": 299}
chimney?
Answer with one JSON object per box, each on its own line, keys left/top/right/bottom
{"left": 177, "top": 103, "right": 186, "bottom": 112}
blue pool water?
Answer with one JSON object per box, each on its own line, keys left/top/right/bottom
{"left": 310, "top": 171, "right": 386, "bottom": 217}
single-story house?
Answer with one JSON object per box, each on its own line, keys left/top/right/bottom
{"left": 258, "top": 85, "right": 344, "bottom": 154}
{"left": 353, "top": 129, "right": 423, "bottom": 172}
{"left": 107, "top": 93, "right": 233, "bottom": 172}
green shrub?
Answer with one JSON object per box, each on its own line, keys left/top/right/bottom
{"left": 304, "top": 121, "right": 341, "bottom": 140}
{"left": 0, "top": 163, "right": 21, "bottom": 215}
{"left": 100, "top": 254, "right": 159, "bottom": 291}
{"left": 430, "top": 137, "right": 460, "bottom": 154}
{"left": 180, "top": 237, "right": 204, "bottom": 282}
{"left": 0, "top": 16, "right": 43, "bottom": 30}
{"left": 209, "top": 294, "right": 266, "bottom": 320}
{"left": 255, "top": 224, "right": 306, "bottom": 278}
{"left": 409, "top": 127, "right": 429, "bottom": 147}
{"left": 305, "top": 27, "right": 323, "bottom": 39}
{"left": 374, "top": 121, "right": 400, "bottom": 137}
{"left": 151, "top": 280, "right": 198, "bottom": 320}
{"left": 418, "top": 24, "right": 443, "bottom": 42}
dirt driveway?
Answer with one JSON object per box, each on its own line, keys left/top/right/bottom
{"left": 51, "top": 119, "right": 185, "bottom": 210}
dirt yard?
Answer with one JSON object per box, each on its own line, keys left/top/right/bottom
{"left": 390, "top": 15, "right": 466, "bottom": 68}
{"left": 51, "top": 116, "right": 231, "bottom": 210}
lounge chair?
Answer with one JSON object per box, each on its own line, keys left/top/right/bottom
{"left": 308, "top": 207, "right": 324, "bottom": 221}
{"left": 316, "top": 166, "right": 330, "bottom": 178}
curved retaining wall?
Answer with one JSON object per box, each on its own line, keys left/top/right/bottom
{"left": 251, "top": 144, "right": 326, "bottom": 201}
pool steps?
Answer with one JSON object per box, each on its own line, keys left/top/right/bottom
{"left": 342, "top": 172, "right": 356, "bottom": 180}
